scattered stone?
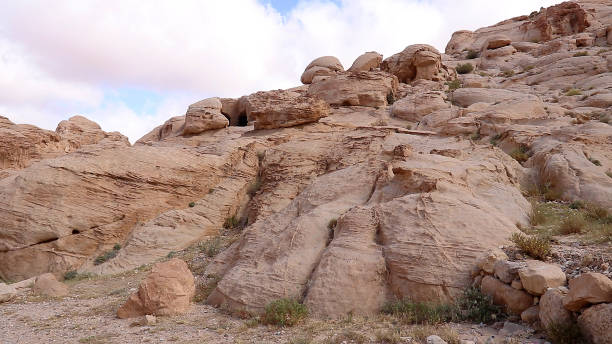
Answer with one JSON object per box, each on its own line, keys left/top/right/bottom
{"left": 521, "top": 305, "right": 540, "bottom": 324}
{"left": 117, "top": 259, "right": 195, "bottom": 318}
{"left": 518, "top": 261, "right": 566, "bottom": 296}
{"left": 144, "top": 314, "right": 157, "bottom": 325}
{"left": 563, "top": 272, "right": 612, "bottom": 311}
{"left": 539, "top": 288, "right": 572, "bottom": 328}
{"left": 481, "top": 276, "right": 533, "bottom": 314}
{"left": 578, "top": 303, "right": 612, "bottom": 344}
{"left": 494, "top": 260, "right": 525, "bottom": 284}
{"left": 426, "top": 335, "right": 447, "bottom": 344}
{"left": 32, "top": 273, "right": 69, "bottom": 297}
{"left": 477, "top": 249, "right": 509, "bottom": 274}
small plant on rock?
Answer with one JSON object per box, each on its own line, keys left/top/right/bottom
{"left": 509, "top": 144, "right": 530, "bottom": 163}
{"left": 386, "top": 92, "right": 395, "bottom": 105}
{"left": 573, "top": 51, "right": 588, "bottom": 57}
{"left": 455, "top": 63, "right": 474, "bottom": 74}
{"left": 588, "top": 157, "right": 601, "bottom": 166}
{"left": 94, "top": 244, "right": 122, "bottom": 265}
{"left": 188, "top": 202, "right": 196, "bottom": 208}
{"left": 223, "top": 216, "right": 240, "bottom": 229}
{"left": 510, "top": 232, "right": 550, "bottom": 260}
{"left": 445, "top": 79, "right": 461, "bottom": 92}
{"left": 199, "top": 237, "right": 222, "bottom": 257}
{"left": 559, "top": 213, "right": 586, "bottom": 235}
{"left": 546, "top": 321, "right": 584, "bottom": 344}
{"left": 381, "top": 299, "right": 458, "bottom": 324}
{"left": 466, "top": 50, "right": 479, "bottom": 59}
{"left": 247, "top": 177, "right": 262, "bottom": 196}
{"left": 261, "top": 298, "right": 308, "bottom": 327}
{"left": 502, "top": 70, "right": 515, "bottom": 77}
{"left": 456, "top": 287, "right": 502, "bottom": 323}
{"left": 565, "top": 89, "right": 582, "bottom": 96}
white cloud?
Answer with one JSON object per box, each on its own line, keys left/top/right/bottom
{"left": 0, "top": 0, "right": 560, "bottom": 142}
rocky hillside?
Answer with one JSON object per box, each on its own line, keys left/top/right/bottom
{"left": 1, "top": 1, "right": 611, "bottom": 343}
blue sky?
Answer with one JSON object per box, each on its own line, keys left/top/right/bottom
{"left": 0, "top": 0, "right": 560, "bottom": 142}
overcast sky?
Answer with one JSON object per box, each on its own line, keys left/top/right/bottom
{"left": 1, "top": 0, "right": 560, "bottom": 142}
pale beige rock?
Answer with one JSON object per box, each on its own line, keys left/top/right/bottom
{"left": 117, "top": 259, "right": 195, "bottom": 318}
{"left": 578, "top": 303, "right": 612, "bottom": 344}
{"left": 183, "top": 97, "right": 228, "bottom": 135}
{"left": 563, "top": 273, "right": 612, "bottom": 311}
{"left": 511, "top": 279, "right": 523, "bottom": 290}
{"left": 382, "top": 44, "right": 451, "bottom": 82}
{"left": 520, "top": 305, "right": 539, "bottom": 324}
{"left": 539, "top": 288, "right": 572, "bottom": 328}
{"left": 481, "top": 275, "right": 533, "bottom": 314}
{"left": 494, "top": 260, "right": 525, "bottom": 284}
{"left": 301, "top": 56, "right": 344, "bottom": 84}
{"left": 32, "top": 273, "right": 69, "bottom": 297}
{"left": 518, "top": 260, "right": 566, "bottom": 296}
{"left": 484, "top": 35, "right": 512, "bottom": 50}
{"left": 348, "top": 52, "right": 383, "bottom": 72}
{"left": 477, "top": 249, "right": 509, "bottom": 274}
{"left": 392, "top": 92, "right": 449, "bottom": 121}
{"left": 307, "top": 71, "right": 398, "bottom": 108}
{"left": 0, "top": 283, "right": 16, "bottom": 303}
{"left": 246, "top": 90, "right": 329, "bottom": 130}
{"left": 0, "top": 115, "right": 128, "bottom": 175}
{"left": 451, "top": 88, "right": 538, "bottom": 108}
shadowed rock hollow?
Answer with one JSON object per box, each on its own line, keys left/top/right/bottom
{"left": 0, "top": 0, "right": 610, "bottom": 323}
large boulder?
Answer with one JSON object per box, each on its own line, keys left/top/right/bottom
{"left": 481, "top": 275, "right": 533, "bottom": 314}
{"left": 32, "top": 273, "right": 69, "bottom": 297}
{"left": 391, "top": 92, "right": 449, "bottom": 122}
{"left": 183, "top": 97, "right": 229, "bottom": 135}
{"left": 483, "top": 35, "right": 512, "bottom": 50}
{"left": 246, "top": 90, "right": 330, "bottom": 130}
{"left": 382, "top": 44, "right": 451, "bottom": 83}
{"left": 563, "top": 273, "right": 612, "bottom": 311}
{"left": 539, "top": 288, "right": 572, "bottom": 328}
{"left": 578, "top": 303, "right": 612, "bottom": 344}
{"left": 348, "top": 52, "right": 383, "bottom": 72}
{"left": 518, "top": 260, "right": 566, "bottom": 296}
{"left": 117, "top": 259, "right": 195, "bottom": 318}
{"left": 494, "top": 260, "right": 526, "bottom": 284}
{"left": 307, "top": 71, "right": 398, "bottom": 108}
{"left": 300, "top": 56, "right": 344, "bottom": 84}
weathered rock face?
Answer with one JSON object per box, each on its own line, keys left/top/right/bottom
{"left": 117, "top": 259, "right": 195, "bottom": 318}
{"left": 0, "top": 115, "right": 129, "bottom": 178}
{"left": 348, "top": 51, "right": 383, "bottom": 72}
{"left": 578, "top": 303, "right": 612, "bottom": 344}
{"left": 391, "top": 91, "right": 449, "bottom": 122}
{"left": 246, "top": 90, "right": 330, "bottom": 130}
{"left": 183, "top": 97, "right": 229, "bottom": 135}
{"left": 301, "top": 56, "right": 344, "bottom": 84}
{"left": 0, "top": 137, "right": 260, "bottom": 280}
{"left": 382, "top": 45, "right": 452, "bottom": 83}
{"left": 563, "top": 273, "right": 612, "bottom": 311}
{"left": 307, "top": 71, "right": 398, "bottom": 107}
{"left": 32, "top": 273, "right": 69, "bottom": 298}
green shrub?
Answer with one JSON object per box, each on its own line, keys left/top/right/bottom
{"left": 381, "top": 299, "right": 458, "bottom": 324}
{"left": 502, "top": 70, "right": 515, "bottom": 77}
{"left": 466, "top": 50, "right": 479, "bottom": 59}
{"left": 569, "top": 201, "right": 584, "bottom": 210}
{"left": 64, "top": 270, "right": 78, "bottom": 280}
{"left": 489, "top": 134, "right": 502, "bottom": 146}
{"left": 386, "top": 92, "right": 395, "bottom": 105}
{"left": 559, "top": 213, "right": 586, "bottom": 234}
{"left": 456, "top": 287, "right": 502, "bottom": 323}
{"left": 573, "top": 51, "right": 588, "bottom": 57}
{"left": 223, "top": 216, "right": 240, "bottom": 229}
{"left": 588, "top": 157, "right": 601, "bottom": 166}
{"left": 199, "top": 237, "right": 221, "bottom": 257}
{"left": 64, "top": 271, "right": 94, "bottom": 281}
{"left": 511, "top": 233, "right": 550, "bottom": 260}
{"left": 456, "top": 63, "right": 474, "bottom": 74}
{"left": 523, "top": 65, "right": 535, "bottom": 72}
{"left": 261, "top": 299, "right": 308, "bottom": 327}
{"left": 546, "top": 321, "right": 584, "bottom": 344}
{"left": 470, "top": 131, "right": 481, "bottom": 141}
{"left": 565, "top": 89, "right": 582, "bottom": 96}
{"left": 189, "top": 202, "right": 196, "bottom": 208}
{"left": 94, "top": 244, "right": 121, "bottom": 265}
{"left": 375, "top": 330, "right": 401, "bottom": 344}
{"left": 585, "top": 204, "right": 610, "bottom": 223}
{"left": 509, "top": 145, "right": 530, "bottom": 163}
{"left": 247, "top": 177, "right": 262, "bottom": 196}
{"left": 529, "top": 201, "right": 548, "bottom": 226}
{"left": 445, "top": 79, "right": 461, "bottom": 92}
